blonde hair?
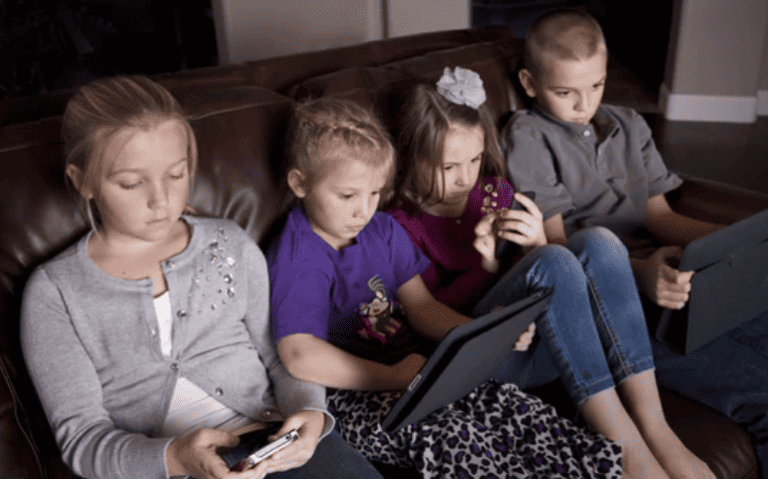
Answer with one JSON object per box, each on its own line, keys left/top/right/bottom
{"left": 287, "top": 97, "right": 395, "bottom": 203}
{"left": 391, "top": 81, "right": 505, "bottom": 212}
{"left": 62, "top": 75, "right": 197, "bottom": 225}
{"left": 524, "top": 9, "right": 607, "bottom": 78}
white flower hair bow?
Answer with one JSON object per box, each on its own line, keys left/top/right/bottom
{"left": 436, "top": 66, "right": 487, "bottom": 109}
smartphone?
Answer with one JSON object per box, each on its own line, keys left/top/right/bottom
{"left": 222, "top": 424, "right": 298, "bottom": 472}
{"left": 495, "top": 191, "right": 536, "bottom": 259}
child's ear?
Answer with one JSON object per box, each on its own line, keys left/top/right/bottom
{"left": 518, "top": 69, "right": 537, "bottom": 98}
{"left": 287, "top": 168, "right": 308, "bottom": 198}
{"left": 65, "top": 164, "right": 93, "bottom": 199}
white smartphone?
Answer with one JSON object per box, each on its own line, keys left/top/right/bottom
{"left": 231, "top": 429, "right": 299, "bottom": 471}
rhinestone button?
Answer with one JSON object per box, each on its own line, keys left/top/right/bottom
{"left": 260, "top": 409, "right": 274, "bottom": 420}
{"left": 583, "top": 130, "right": 591, "bottom": 137}
{"left": 170, "top": 363, "right": 179, "bottom": 372}
{"left": 215, "top": 387, "right": 224, "bottom": 396}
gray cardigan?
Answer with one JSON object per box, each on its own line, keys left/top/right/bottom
{"left": 21, "top": 216, "right": 331, "bottom": 479}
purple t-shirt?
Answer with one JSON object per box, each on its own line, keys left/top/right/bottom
{"left": 389, "top": 176, "right": 514, "bottom": 313}
{"left": 268, "top": 206, "right": 431, "bottom": 363}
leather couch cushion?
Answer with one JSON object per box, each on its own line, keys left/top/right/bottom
{"left": 286, "top": 40, "right": 525, "bottom": 130}
{"left": 180, "top": 86, "right": 295, "bottom": 244}
{"left": 246, "top": 26, "right": 519, "bottom": 94}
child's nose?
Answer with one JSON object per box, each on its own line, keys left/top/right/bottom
{"left": 148, "top": 181, "right": 169, "bottom": 210}
{"left": 356, "top": 198, "right": 372, "bottom": 218}
{"left": 574, "top": 94, "right": 589, "bottom": 112}
{"left": 456, "top": 167, "right": 469, "bottom": 186}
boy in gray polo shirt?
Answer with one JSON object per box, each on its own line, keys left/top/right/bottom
{"left": 501, "top": 8, "right": 768, "bottom": 479}
{"left": 501, "top": 9, "right": 721, "bottom": 311}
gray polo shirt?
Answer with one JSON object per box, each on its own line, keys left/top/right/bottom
{"left": 501, "top": 104, "right": 682, "bottom": 238}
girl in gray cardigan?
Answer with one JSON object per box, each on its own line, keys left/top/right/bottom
{"left": 20, "top": 76, "right": 383, "bottom": 479}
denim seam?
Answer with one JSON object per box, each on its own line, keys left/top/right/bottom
{"left": 537, "top": 307, "right": 595, "bottom": 405}
{"left": 584, "top": 270, "right": 635, "bottom": 378}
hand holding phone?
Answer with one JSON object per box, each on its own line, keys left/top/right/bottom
{"left": 230, "top": 428, "right": 299, "bottom": 472}
{"left": 495, "top": 191, "right": 536, "bottom": 259}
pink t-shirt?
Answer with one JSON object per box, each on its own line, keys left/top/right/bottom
{"left": 389, "top": 176, "right": 514, "bottom": 313}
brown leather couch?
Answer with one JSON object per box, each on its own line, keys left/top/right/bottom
{"left": 2, "top": 26, "right": 767, "bottom": 479}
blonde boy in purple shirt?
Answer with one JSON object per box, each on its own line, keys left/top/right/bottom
{"left": 502, "top": 9, "right": 723, "bottom": 479}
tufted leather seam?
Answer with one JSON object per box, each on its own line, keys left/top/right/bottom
{"left": 0, "top": 357, "right": 47, "bottom": 478}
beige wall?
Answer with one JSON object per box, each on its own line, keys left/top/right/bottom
{"left": 211, "top": 0, "right": 382, "bottom": 63}
{"left": 387, "top": 0, "right": 470, "bottom": 38}
{"left": 666, "top": 0, "right": 768, "bottom": 97}
{"left": 211, "top": 0, "right": 471, "bottom": 64}
{"left": 760, "top": 32, "right": 768, "bottom": 91}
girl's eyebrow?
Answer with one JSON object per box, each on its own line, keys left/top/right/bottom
{"left": 108, "top": 158, "right": 188, "bottom": 177}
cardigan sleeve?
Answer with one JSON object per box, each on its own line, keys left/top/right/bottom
{"left": 240, "top": 230, "right": 334, "bottom": 437}
{"left": 21, "top": 266, "right": 174, "bottom": 479}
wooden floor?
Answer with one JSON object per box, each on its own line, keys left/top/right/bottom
{"left": 644, "top": 115, "right": 768, "bottom": 197}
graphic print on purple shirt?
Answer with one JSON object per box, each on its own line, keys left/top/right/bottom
{"left": 268, "top": 207, "right": 432, "bottom": 364}
{"left": 358, "top": 275, "right": 404, "bottom": 344}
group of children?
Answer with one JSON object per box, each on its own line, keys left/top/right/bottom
{"left": 22, "top": 8, "right": 738, "bottom": 479}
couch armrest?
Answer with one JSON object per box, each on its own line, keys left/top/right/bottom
{"left": 667, "top": 175, "right": 768, "bottom": 225}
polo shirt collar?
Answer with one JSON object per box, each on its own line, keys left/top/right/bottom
{"left": 531, "top": 104, "right": 620, "bottom": 140}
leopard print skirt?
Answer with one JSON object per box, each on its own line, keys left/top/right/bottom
{"left": 328, "top": 380, "right": 622, "bottom": 478}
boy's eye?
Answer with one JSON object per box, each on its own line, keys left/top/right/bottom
{"left": 340, "top": 193, "right": 354, "bottom": 200}
{"left": 593, "top": 83, "right": 605, "bottom": 90}
{"left": 443, "top": 165, "right": 453, "bottom": 171}
{"left": 556, "top": 90, "right": 570, "bottom": 97}
{"left": 471, "top": 155, "right": 482, "bottom": 163}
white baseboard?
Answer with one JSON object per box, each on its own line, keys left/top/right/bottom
{"left": 658, "top": 83, "right": 758, "bottom": 123}
{"left": 758, "top": 90, "right": 768, "bottom": 116}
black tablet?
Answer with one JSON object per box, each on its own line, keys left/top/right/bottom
{"left": 381, "top": 289, "right": 552, "bottom": 432}
{"left": 655, "top": 208, "right": 768, "bottom": 354}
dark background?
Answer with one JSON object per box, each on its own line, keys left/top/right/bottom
{"left": 472, "top": 0, "right": 675, "bottom": 95}
{"left": 0, "top": 0, "right": 218, "bottom": 100}
{"left": 1, "top": 1, "right": 674, "bottom": 101}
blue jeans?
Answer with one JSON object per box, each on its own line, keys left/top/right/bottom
{"left": 473, "top": 227, "right": 655, "bottom": 405}
{"left": 651, "top": 308, "right": 768, "bottom": 479}
{"left": 217, "top": 430, "right": 384, "bottom": 479}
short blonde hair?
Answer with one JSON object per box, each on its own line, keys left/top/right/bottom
{"left": 62, "top": 75, "right": 197, "bottom": 223}
{"left": 524, "top": 9, "right": 607, "bottom": 78}
{"left": 287, "top": 97, "right": 395, "bottom": 202}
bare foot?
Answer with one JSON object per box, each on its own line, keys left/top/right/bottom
{"left": 643, "top": 423, "right": 715, "bottom": 479}
{"left": 619, "top": 435, "right": 671, "bottom": 479}
{"left": 580, "top": 390, "right": 670, "bottom": 479}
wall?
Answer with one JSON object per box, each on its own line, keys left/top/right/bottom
{"left": 660, "top": 0, "right": 768, "bottom": 122}
{"left": 211, "top": 0, "right": 470, "bottom": 64}
{"left": 211, "top": 0, "right": 382, "bottom": 63}
{"left": 759, "top": 36, "right": 768, "bottom": 115}
{"left": 387, "top": 0, "right": 469, "bottom": 37}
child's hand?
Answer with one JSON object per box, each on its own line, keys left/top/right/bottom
{"left": 249, "top": 410, "right": 325, "bottom": 479}
{"left": 473, "top": 211, "right": 500, "bottom": 273}
{"left": 166, "top": 428, "right": 242, "bottom": 479}
{"left": 494, "top": 193, "right": 547, "bottom": 254}
{"left": 637, "top": 246, "right": 694, "bottom": 310}
{"left": 513, "top": 323, "right": 536, "bottom": 351}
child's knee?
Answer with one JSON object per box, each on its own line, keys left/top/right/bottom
{"left": 571, "top": 226, "right": 628, "bottom": 260}
{"left": 532, "top": 244, "right": 584, "bottom": 280}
